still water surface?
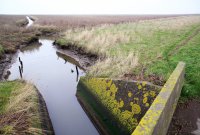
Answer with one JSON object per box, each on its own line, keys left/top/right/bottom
{"left": 8, "top": 39, "right": 99, "bottom": 135}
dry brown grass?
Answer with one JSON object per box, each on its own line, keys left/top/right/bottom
{"left": 88, "top": 52, "right": 138, "bottom": 77}
{"left": 60, "top": 15, "right": 200, "bottom": 78}
{"left": 34, "top": 15, "right": 179, "bottom": 29}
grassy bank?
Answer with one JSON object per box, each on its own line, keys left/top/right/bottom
{"left": 56, "top": 15, "right": 200, "bottom": 98}
{"left": 0, "top": 80, "right": 52, "bottom": 134}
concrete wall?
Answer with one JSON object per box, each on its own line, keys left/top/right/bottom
{"left": 77, "top": 78, "right": 161, "bottom": 135}
{"left": 132, "top": 62, "right": 185, "bottom": 135}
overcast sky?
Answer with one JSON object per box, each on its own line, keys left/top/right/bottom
{"left": 1, "top": 0, "right": 200, "bottom": 15}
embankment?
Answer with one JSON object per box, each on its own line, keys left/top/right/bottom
{"left": 0, "top": 80, "right": 54, "bottom": 134}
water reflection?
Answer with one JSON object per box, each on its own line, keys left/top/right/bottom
{"left": 21, "top": 43, "right": 42, "bottom": 53}
{"left": 56, "top": 51, "right": 85, "bottom": 71}
{"left": 56, "top": 51, "right": 82, "bottom": 82}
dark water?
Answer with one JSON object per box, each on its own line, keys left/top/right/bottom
{"left": 8, "top": 39, "right": 99, "bottom": 135}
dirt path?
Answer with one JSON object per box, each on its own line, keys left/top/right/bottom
{"left": 167, "top": 99, "right": 200, "bottom": 135}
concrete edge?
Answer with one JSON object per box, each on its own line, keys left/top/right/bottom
{"left": 132, "top": 62, "right": 185, "bottom": 135}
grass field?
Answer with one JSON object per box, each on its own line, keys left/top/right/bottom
{"left": 34, "top": 15, "right": 178, "bottom": 29}
{"left": 56, "top": 15, "right": 200, "bottom": 98}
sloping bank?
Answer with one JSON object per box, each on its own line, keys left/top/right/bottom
{"left": 0, "top": 80, "right": 54, "bottom": 134}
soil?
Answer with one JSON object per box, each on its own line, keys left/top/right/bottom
{"left": 0, "top": 55, "right": 12, "bottom": 80}
{"left": 54, "top": 44, "right": 98, "bottom": 70}
{"left": 167, "top": 99, "right": 200, "bottom": 135}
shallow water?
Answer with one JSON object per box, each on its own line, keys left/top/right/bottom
{"left": 26, "top": 16, "right": 34, "bottom": 28}
{"left": 8, "top": 39, "right": 99, "bottom": 135}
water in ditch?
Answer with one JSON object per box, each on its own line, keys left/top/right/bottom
{"left": 8, "top": 39, "right": 99, "bottom": 135}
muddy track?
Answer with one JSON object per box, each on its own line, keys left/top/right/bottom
{"left": 168, "top": 27, "right": 200, "bottom": 57}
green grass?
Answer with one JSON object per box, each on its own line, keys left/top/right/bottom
{"left": 148, "top": 32, "right": 200, "bottom": 97}
{"left": 0, "top": 45, "right": 4, "bottom": 59}
{"left": 59, "top": 15, "right": 200, "bottom": 97}
{"left": 55, "top": 38, "right": 69, "bottom": 46}
{"left": 0, "top": 81, "right": 21, "bottom": 114}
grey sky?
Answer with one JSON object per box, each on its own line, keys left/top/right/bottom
{"left": 1, "top": 0, "right": 200, "bottom": 15}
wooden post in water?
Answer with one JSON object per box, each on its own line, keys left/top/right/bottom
{"left": 20, "top": 61, "right": 23, "bottom": 73}
{"left": 76, "top": 66, "right": 79, "bottom": 82}
{"left": 76, "top": 66, "right": 79, "bottom": 75}
{"left": 19, "top": 57, "right": 23, "bottom": 73}
{"left": 19, "top": 66, "right": 22, "bottom": 78}
{"left": 20, "top": 60, "right": 23, "bottom": 67}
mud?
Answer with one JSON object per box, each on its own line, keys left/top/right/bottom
{"left": 0, "top": 55, "right": 12, "bottom": 80}
{"left": 167, "top": 99, "right": 200, "bottom": 135}
{"left": 55, "top": 44, "right": 98, "bottom": 70}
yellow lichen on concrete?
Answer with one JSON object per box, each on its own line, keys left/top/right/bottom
{"left": 145, "top": 103, "right": 150, "bottom": 107}
{"left": 143, "top": 97, "right": 148, "bottom": 104}
{"left": 83, "top": 78, "right": 141, "bottom": 133}
{"left": 128, "top": 91, "right": 133, "bottom": 97}
{"left": 138, "top": 84, "right": 142, "bottom": 90}
{"left": 79, "top": 77, "right": 161, "bottom": 134}
{"left": 131, "top": 104, "right": 141, "bottom": 114}
{"left": 150, "top": 91, "right": 156, "bottom": 97}
{"left": 142, "top": 81, "right": 147, "bottom": 87}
